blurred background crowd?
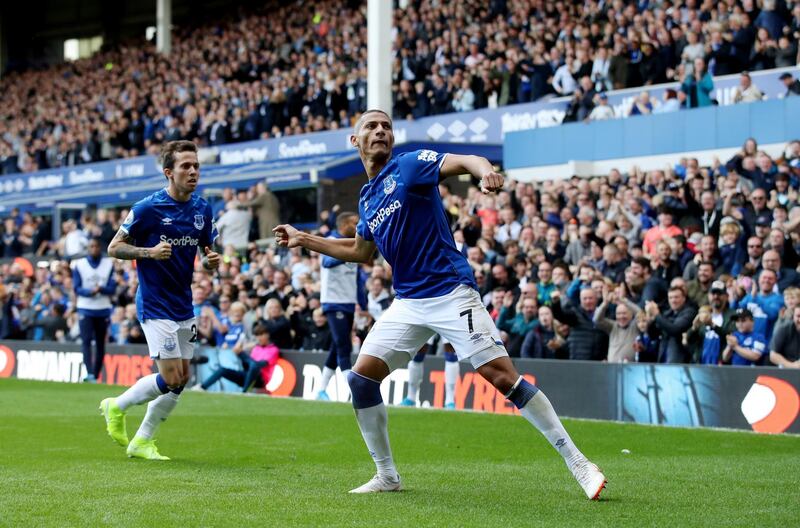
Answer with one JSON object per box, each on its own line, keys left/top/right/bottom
{"left": 1, "top": 0, "right": 800, "bottom": 174}
{"left": 3, "top": 136, "right": 800, "bottom": 368}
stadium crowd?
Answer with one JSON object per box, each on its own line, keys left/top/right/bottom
{"left": 2, "top": 137, "right": 800, "bottom": 369}
{"left": 2, "top": 0, "right": 800, "bottom": 175}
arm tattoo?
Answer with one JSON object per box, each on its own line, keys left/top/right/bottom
{"left": 108, "top": 229, "right": 150, "bottom": 260}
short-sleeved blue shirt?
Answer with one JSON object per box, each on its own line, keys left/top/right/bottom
{"left": 355, "top": 149, "right": 477, "bottom": 299}
{"left": 121, "top": 189, "right": 218, "bottom": 321}
{"left": 731, "top": 330, "right": 766, "bottom": 366}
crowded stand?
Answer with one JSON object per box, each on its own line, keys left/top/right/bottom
{"left": 2, "top": 0, "right": 800, "bottom": 175}
{"left": 2, "top": 137, "right": 800, "bottom": 370}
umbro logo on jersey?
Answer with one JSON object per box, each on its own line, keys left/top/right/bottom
{"left": 161, "top": 217, "right": 173, "bottom": 225}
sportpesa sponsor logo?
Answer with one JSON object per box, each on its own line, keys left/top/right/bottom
{"left": 367, "top": 200, "right": 402, "bottom": 232}
{"left": 160, "top": 234, "right": 199, "bottom": 246}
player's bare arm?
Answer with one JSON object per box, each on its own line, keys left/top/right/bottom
{"left": 273, "top": 224, "right": 375, "bottom": 263}
{"left": 108, "top": 228, "right": 171, "bottom": 260}
{"left": 440, "top": 154, "right": 504, "bottom": 194}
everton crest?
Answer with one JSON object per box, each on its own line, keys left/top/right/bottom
{"left": 194, "top": 214, "right": 205, "bottom": 230}
{"left": 163, "top": 336, "right": 177, "bottom": 352}
{"left": 383, "top": 174, "right": 397, "bottom": 195}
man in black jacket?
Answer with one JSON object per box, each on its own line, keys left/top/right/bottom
{"left": 646, "top": 287, "right": 697, "bottom": 363}
{"left": 779, "top": 73, "right": 800, "bottom": 97}
{"left": 550, "top": 288, "right": 608, "bottom": 361}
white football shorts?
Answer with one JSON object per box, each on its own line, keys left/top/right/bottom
{"left": 140, "top": 318, "right": 197, "bottom": 360}
{"left": 361, "top": 285, "right": 508, "bottom": 370}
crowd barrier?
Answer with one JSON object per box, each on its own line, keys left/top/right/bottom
{"left": 1, "top": 340, "right": 797, "bottom": 434}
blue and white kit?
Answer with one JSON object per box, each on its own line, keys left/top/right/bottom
{"left": 355, "top": 149, "right": 507, "bottom": 369}
{"left": 121, "top": 188, "right": 218, "bottom": 359}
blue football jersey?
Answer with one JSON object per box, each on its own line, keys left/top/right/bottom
{"left": 121, "top": 189, "right": 218, "bottom": 322}
{"left": 355, "top": 149, "right": 477, "bottom": 299}
{"left": 731, "top": 330, "right": 766, "bottom": 366}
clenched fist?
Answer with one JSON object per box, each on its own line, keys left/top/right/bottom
{"left": 273, "top": 224, "right": 302, "bottom": 248}
{"left": 480, "top": 170, "right": 504, "bottom": 194}
{"left": 149, "top": 241, "right": 172, "bottom": 260}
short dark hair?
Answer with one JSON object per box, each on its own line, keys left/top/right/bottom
{"left": 160, "top": 140, "right": 197, "bottom": 170}
{"left": 698, "top": 260, "right": 715, "bottom": 269}
{"left": 353, "top": 109, "right": 392, "bottom": 135}
{"left": 336, "top": 211, "right": 358, "bottom": 229}
{"left": 253, "top": 324, "right": 269, "bottom": 336}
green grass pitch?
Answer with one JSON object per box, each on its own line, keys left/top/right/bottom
{"left": 1, "top": 378, "right": 798, "bottom": 527}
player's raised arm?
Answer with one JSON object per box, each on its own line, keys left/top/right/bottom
{"left": 439, "top": 154, "right": 504, "bottom": 194}
{"left": 108, "top": 228, "right": 171, "bottom": 260}
{"left": 273, "top": 224, "right": 375, "bottom": 263}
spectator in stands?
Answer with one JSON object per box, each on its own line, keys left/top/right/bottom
{"left": 31, "top": 303, "right": 69, "bottom": 342}
{"left": 646, "top": 287, "right": 697, "bottom": 363}
{"left": 301, "top": 308, "right": 331, "bottom": 352}
{"left": 687, "top": 261, "right": 716, "bottom": 308}
{"left": 261, "top": 298, "right": 292, "bottom": 349}
{"left": 681, "top": 58, "right": 714, "bottom": 108}
{"left": 779, "top": 73, "right": 800, "bottom": 97}
{"left": 587, "top": 93, "right": 615, "bottom": 121}
{"left": 62, "top": 219, "right": 88, "bottom": 260}
{"left": 735, "top": 268, "right": 783, "bottom": 341}
{"left": 653, "top": 89, "right": 681, "bottom": 114}
{"left": 264, "top": 270, "right": 296, "bottom": 310}
{"left": 217, "top": 198, "right": 252, "bottom": 253}
{"left": 1, "top": 218, "right": 25, "bottom": 258}
{"left": 520, "top": 305, "right": 559, "bottom": 359}
{"left": 643, "top": 207, "right": 682, "bottom": 256}
{"left": 769, "top": 306, "right": 800, "bottom": 368}
{"left": 242, "top": 182, "right": 280, "bottom": 240}
{"left": 367, "top": 277, "right": 392, "bottom": 320}
{"left": 723, "top": 308, "right": 767, "bottom": 366}
{"left": 0, "top": 0, "right": 799, "bottom": 177}
{"left": 760, "top": 250, "right": 800, "bottom": 292}
{"left": 686, "top": 281, "right": 736, "bottom": 364}
{"left": 194, "top": 324, "right": 280, "bottom": 393}
{"left": 629, "top": 92, "right": 654, "bottom": 116}
{"left": 594, "top": 288, "right": 641, "bottom": 363}
{"left": 775, "top": 36, "right": 798, "bottom": 68}
{"left": 652, "top": 240, "right": 681, "bottom": 284}
{"left": 564, "top": 225, "right": 595, "bottom": 267}
{"left": 497, "top": 292, "right": 539, "bottom": 357}
{"left": 550, "top": 288, "right": 607, "bottom": 361}
{"left": 452, "top": 79, "right": 475, "bottom": 113}
{"left": 552, "top": 56, "right": 577, "bottom": 96}
{"left": 718, "top": 222, "right": 746, "bottom": 274}
{"left": 699, "top": 190, "right": 722, "bottom": 238}
{"left": 733, "top": 72, "right": 764, "bottom": 103}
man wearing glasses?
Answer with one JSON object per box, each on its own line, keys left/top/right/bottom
{"left": 744, "top": 189, "right": 772, "bottom": 234}
{"left": 742, "top": 236, "right": 765, "bottom": 275}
